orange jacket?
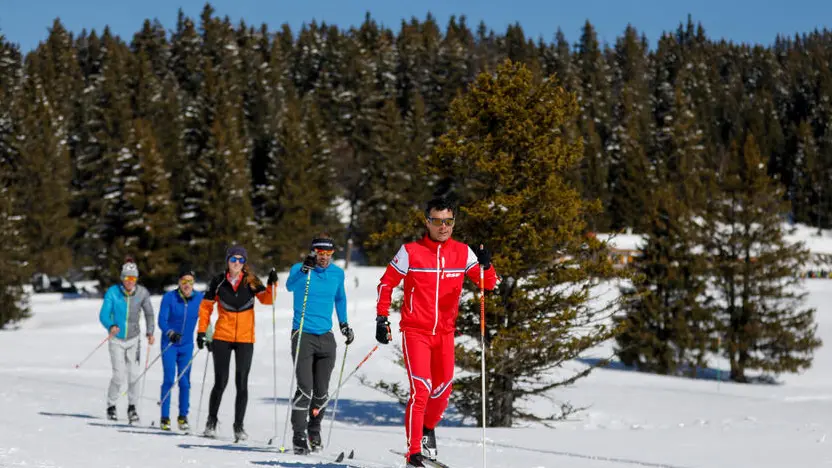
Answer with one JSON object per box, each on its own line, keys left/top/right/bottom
{"left": 198, "top": 271, "right": 275, "bottom": 343}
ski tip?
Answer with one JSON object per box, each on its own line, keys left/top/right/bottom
{"left": 348, "top": 449, "right": 354, "bottom": 459}
{"left": 335, "top": 452, "right": 345, "bottom": 462}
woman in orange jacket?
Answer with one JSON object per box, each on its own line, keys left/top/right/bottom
{"left": 197, "top": 245, "right": 277, "bottom": 441}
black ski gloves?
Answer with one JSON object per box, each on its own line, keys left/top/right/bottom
{"left": 375, "top": 316, "right": 392, "bottom": 344}
{"left": 301, "top": 251, "right": 317, "bottom": 274}
{"left": 166, "top": 330, "right": 181, "bottom": 344}
{"left": 340, "top": 322, "right": 355, "bottom": 345}
{"left": 267, "top": 267, "right": 278, "bottom": 286}
{"left": 197, "top": 332, "right": 211, "bottom": 351}
{"left": 471, "top": 244, "right": 492, "bottom": 270}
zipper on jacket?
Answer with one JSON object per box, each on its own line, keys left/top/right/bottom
{"left": 179, "top": 293, "right": 188, "bottom": 342}
{"left": 409, "top": 287, "right": 414, "bottom": 314}
{"left": 125, "top": 293, "right": 130, "bottom": 340}
{"left": 433, "top": 246, "right": 441, "bottom": 335}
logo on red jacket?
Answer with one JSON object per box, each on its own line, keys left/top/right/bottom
{"left": 393, "top": 255, "right": 399, "bottom": 264}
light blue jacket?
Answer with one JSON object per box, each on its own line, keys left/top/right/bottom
{"left": 99, "top": 284, "right": 155, "bottom": 340}
{"left": 286, "top": 262, "right": 347, "bottom": 335}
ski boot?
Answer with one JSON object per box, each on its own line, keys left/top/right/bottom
{"left": 292, "top": 431, "right": 310, "bottom": 455}
{"left": 233, "top": 423, "right": 248, "bottom": 442}
{"left": 177, "top": 415, "right": 190, "bottom": 432}
{"left": 406, "top": 452, "right": 426, "bottom": 468}
{"left": 422, "top": 426, "right": 437, "bottom": 460}
{"left": 204, "top": 416, "right": 217, "bottom": 438}
{"left": 308, "top": 430, "right": 322, "bottom": 452}
{"left": 160, "top": 417, "right": 171, "bottom": 431}
{"left": 127, "top": 405, "right": 139, "bottom": 424}
{"left": 106, "top": 405, "right": 117, "bottom": 421}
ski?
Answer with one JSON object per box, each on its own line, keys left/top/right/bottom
{"left": 390, "top": 449, "right": 453, "bottom": 468}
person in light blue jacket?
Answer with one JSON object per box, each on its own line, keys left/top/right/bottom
{"left": 157, "top": 266, "right": 204, "bottom": 431}
{"left": 98, "top": 258, "right": 155, "bottom": 423}
{"left": 285, "top": 233, "right": 354, "bottom": 454}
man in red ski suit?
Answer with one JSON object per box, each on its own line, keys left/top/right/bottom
{"left": 375, "top": 197, "right": 498, "bottom": 468}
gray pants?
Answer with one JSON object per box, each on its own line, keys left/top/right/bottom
{"left": 290, "top": 331, "right": 336, "bottom": 435}
{"left": 106, "top": 336, "right": 141, "bottom": 407}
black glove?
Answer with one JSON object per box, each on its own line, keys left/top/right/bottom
{"left": 471, "top": 244, "right": 492, "bottom": 270}
{"left": 375, "top": 316, "right": 391, "bottom": 344}
{"left": 301, "top": 251, "right": 316, "bottom": 274}
{"left": 267, "top": 267, "right": 278, "bottom": 286}
{"left": 340, "top": 322, "right": 355, "bottom": 345}
{"left": 196, "top": 332, "right": 206, "bottom": 349}
{"left": 166, "top": 330, "right": 181, "bottom": 344}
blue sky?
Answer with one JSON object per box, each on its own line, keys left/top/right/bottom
{"left": 2, "top": 0, "right": 831, "bottom": 53}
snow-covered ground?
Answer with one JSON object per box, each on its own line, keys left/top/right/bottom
{"left": 2, "top": 265, "right": 832, "bottom": 467}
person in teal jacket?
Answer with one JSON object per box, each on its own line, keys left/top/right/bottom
{"left": 157, "top": 266, "right": 204, "bottom": 431}
{"left": 98, "top": 258, "right": 155, "bottom": 423}
{"left": 285, "top": 233, "right": 354, "bottom": 454}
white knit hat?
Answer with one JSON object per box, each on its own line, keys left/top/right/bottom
{"left": 121, "top": 261, "right": 139, "bottom": 278}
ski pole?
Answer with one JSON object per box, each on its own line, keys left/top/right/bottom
{"left": 122, "top": 341, "right": 174, "bottom": 394}
{"left": 138, "top": 340, "right": 152, "bottom": 410}
{"left": 157, "top": 348, "right": 201, "bottom": 406}
{"left": 479, "top": 258, "right": 487, "bottom": 468}
{"left": 271, "top": 271, "right": 279, "bottom": 445}
{"left": 74, "top": 333, "right": 115, "bottom": 369}
{"left": 312, "top": 344, "right": 379, "bottom": 417}
{"left": 325, "top": 343, "right": 349, "bottom": 448}
{"left": 195, "top": 349, "right": 211, "bottom": 431}
{"left": 274, "top": 270, "right": 311, "bottom": 450}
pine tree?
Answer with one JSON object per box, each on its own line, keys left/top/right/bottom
{"left": 12, "top": 51, "right": 75, "bottom": 275}
{"left": 575, "top": 21, "right": 613, "bottom": 230}
{"left": 707, "top": 135, "right": 821, "bottom": 382}
{"left": 119, "top": 119, "right": 180, "bottom": 290}
{"left": 792, "top": 120, "right": 826, "bottom": 229}
{"left": 424, "top": 60, "right": 626, "bottom": 425}
{"left": 607, "top": 25, "right": 653, "bottom": 231}
{"left": 615, "top": 83, "right": 715, "bottom": 376}
{"left": 194, "top": 67, "right": 257, "bottom": 272}
{"left": 0, "top": 32, "right": 30, "bottom": 328}
{"left": 73, "top": 31, "right": 137, "bottom": 282}
{"left": 257, "top": 89, "right": 340, "bottom": 266}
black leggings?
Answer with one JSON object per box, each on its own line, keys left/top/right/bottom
{"left": 208, "top": 340, "right": 254, "bottom": 428}
{"left": 290, "top": 331, "right": 336, "bottom": 434}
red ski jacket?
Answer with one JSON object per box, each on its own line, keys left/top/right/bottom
{"left": 376, "top": 235, "right": 498, "bottom": 335}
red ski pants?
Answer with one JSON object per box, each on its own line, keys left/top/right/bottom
{"left": 402, "top": 330, "right": 455, "bottom": 456}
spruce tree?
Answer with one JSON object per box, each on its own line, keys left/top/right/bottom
{"left": 424, "top": 60, "right": 626, "bottom": 425}
{"left": 258, "top": 89, "right": 340, "bottom": 266}
{"left": 615, "top": 83, "right": 715, "bottom": 376}
{"left": 0, "top": 32, "right": 30, "bottom": 328}
{"left": 575, "top": 21, "right": 612, "bottom": 230}
{"left": 119, "top": 119, "right": 180, "bottom": 290}
{"left": 607, "top": 25, "right": 653, "bottom": 231}
{"left": 12, "top": 52, "right": 75, "bottom": 275}
{"left": 706, "top": 135, "right": 821, "bottom": 382}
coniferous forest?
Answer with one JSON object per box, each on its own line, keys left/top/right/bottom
{"left": 0, "top": 4, "right": 827, "bottom": 423}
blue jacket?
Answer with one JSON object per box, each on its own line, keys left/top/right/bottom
{"left": 158, "top": 288, "right": 204, "bottom": 347}
{"left": 99, "top": 284, "right": 155, "bottom": 340}
{"left": 285, "top": 262, "right": 347, "bottom": 335}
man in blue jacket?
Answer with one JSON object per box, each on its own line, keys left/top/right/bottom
{"left": 286, "top": 233, "right": 354, "bottom": 454}
{"left": 99, "top": 258, "right": 155, "bottom": 423}
{"left": 157, "top": 266, "right": 204, "bottom": 431}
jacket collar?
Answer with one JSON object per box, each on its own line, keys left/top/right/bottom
{"left": 420, "top": 234, "right": 449, "bottom": 252}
